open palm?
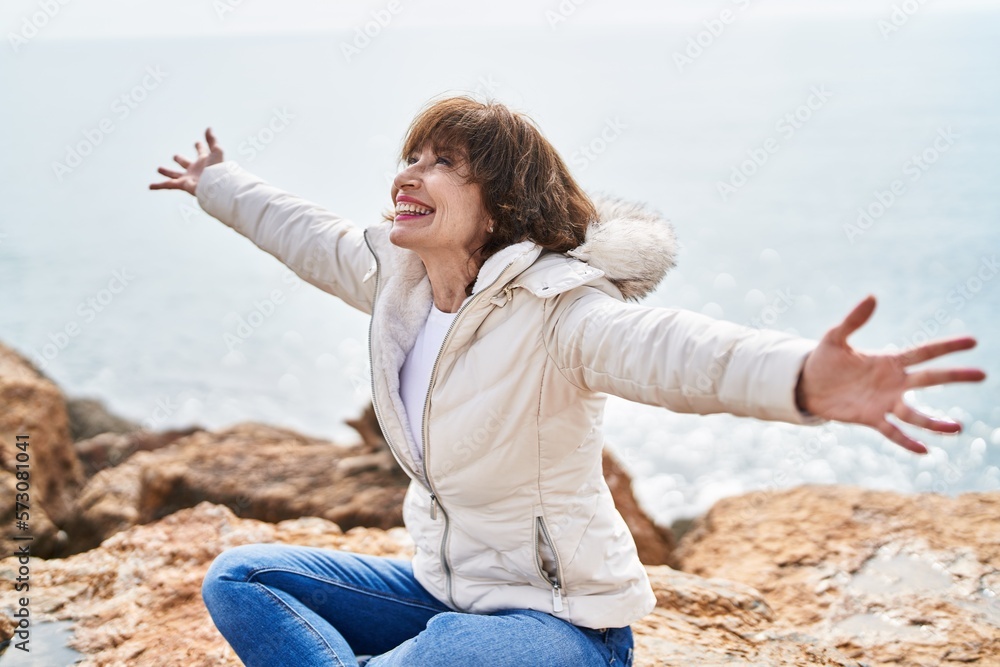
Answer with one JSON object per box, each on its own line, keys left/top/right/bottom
{"left": 149, "top": 127, "right": 223, "bottom": 195}
{"left": 797, "top": 295, "right": 986, "bottom": 454}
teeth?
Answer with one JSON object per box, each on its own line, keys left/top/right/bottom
{"left": 396, "top": 201, "right": 433, "bottom": 215}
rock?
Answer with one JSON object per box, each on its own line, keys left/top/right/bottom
{"left": 636, "top": 567, "right": 858, "bottom": 666}
{"left": 344, "top": 401, "right": 388, "bottom": 454}
{"left": 0, "top": 341, "right": 84, "bottom": 557}
{"left": 604, "top": 449, "right": 678, "bottom": 568}
{"left": 74, "top": 426, "right": 202, "bottom": 477}
{"left": 0, "top": 502, "right": 413, "bottom": 666}
{"left": 676, "top": 484, "right": 1000, "bottom": 667}
{"left": 1, "top": 471, "right": 65, "bottom": 556}
{"left": 65, "top": 396, "right": 141, "bottom": 442}
{"left": 0, "top": 502, "right": 857, "bottom": 666}
{"left": 65, "top": 422, "right": 409, "bottom": 554}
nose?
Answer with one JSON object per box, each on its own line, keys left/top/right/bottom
{"left": 393, "top": 160, "right": 420, "bottom": 195}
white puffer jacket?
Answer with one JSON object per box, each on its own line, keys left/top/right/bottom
{"left": 196, "top": 161, "right": 821, "bottom": 630}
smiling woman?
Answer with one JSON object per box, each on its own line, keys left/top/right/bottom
{"left": 149, "top": 95, "right": 985, "bottom": 667}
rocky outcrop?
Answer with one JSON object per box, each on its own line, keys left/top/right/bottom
{"left": 0, "top": 503, "right": 413, "bottom": 665}
{"left": 0, "top": 342, "right": 84, "bottom": 557}
{"left": 65, "top": 422, "right": 410, "bottom": 554}
{"left": 676, "top": 485, "right": 1000, "bottom": 666}
{"left": 0, "top": 502, "right": 857, "bottom": 666}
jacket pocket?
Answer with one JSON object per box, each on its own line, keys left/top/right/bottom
{"left": 533, "top": 514, "right": 565, "bottom": 613}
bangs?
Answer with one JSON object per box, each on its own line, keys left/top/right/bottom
{"left": 400, "top": 99, "right": 481, "bottom": 162}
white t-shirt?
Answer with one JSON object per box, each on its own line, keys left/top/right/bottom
{"left": 399, "top": 303, "right": 459, "bottom": 469}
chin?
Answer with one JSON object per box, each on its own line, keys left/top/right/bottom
{"left": 388, "top": 224, "right": 419, "bottom": 249}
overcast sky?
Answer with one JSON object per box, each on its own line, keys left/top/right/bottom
{"left": 4, "top": 0, "right": 999, "bottom": 40}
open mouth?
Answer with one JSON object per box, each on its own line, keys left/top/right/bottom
{"left": 394, "top": 201, "right": 435, "bottom": 221}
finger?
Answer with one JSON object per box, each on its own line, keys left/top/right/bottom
{"left": 149, "top": 180, "right": 180, "bottom": 190}
{"left": 196, "top": 140, "right": 207, "bottom": 158}
{"left": 825, "top": 294, "right": 876, "bottom": 346}
{"left": 875, "top": 418, "right": 928, "bottom": 455}
{"left": 905, "top": 367, "right": 987, "bottom": 389}
{"left": 897, "top": 336, "right": 977, "bottom": 366}
{"left": 173, "top": 154, "right": 192, "bottom": 169}
{"left": 893, "top": 402, "right": 961, "bottom": 433}
{"left": 206, "top": 127, "right": 218, "bottom": 151}
{"left": 157, "top": 166, "right": 184, "bottom": 179}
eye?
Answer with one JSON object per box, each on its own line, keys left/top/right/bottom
{"left": 436, "top": 155, "right": 452, "bottom": 166}
{"left": 404, "top": 155, "right": 418, "bottom": 165}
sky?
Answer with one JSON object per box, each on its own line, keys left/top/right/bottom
{"left": 3, "top": 0, "right": 1000, "bottom": 40}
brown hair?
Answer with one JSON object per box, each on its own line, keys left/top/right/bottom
{"left": 384, "top": 96, "right": 596, "bottom": 261}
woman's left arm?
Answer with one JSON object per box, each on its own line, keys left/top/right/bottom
{"left": 544, "top": 289, "right": 986, "bottom": 454}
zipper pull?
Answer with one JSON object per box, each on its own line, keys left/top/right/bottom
{"left": 489, "top": 284, "right": 515, "bottom": 307}
{"left": 552, "top": 582, "right": 564, "bottom": 612}
{"left": 430, "top": 493, "right": 438, "bottom": 520}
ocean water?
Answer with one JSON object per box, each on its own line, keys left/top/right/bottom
{"left": 1, "top": 11, "right": 998, "bottom": 527}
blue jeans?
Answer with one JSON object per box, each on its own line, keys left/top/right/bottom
{"left": 202, "top": 543, "right": 634, "bottom": 666}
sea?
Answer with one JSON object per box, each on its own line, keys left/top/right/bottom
{"left": 1, "top": 8, "right": 998, "bottom": 531}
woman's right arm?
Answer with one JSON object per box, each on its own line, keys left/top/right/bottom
{"left": 150, "top": 128, "right": 376, "bottom": 314}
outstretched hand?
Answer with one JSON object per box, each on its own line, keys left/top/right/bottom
{"left": 796, "top": 295, "right": 986, "bottom": 454}
{"left": 149, "top": 127, "right": 224, "bottom": 196}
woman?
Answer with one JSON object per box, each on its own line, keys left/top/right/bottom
{"left": 150, "top": 97, "right": 985, "bottom": 666}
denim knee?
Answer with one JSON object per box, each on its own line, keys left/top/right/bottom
{"left": 202, "top": 543, "right": 277, "bottom": 608}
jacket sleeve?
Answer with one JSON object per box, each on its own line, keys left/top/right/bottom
{"left": 543, "top": 286, "right": 825, "bottom": 425}
{"left": 195, "top": 161, "right": 376, "bottom": 314}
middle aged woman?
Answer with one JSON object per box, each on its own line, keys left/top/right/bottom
{"left": 150, "top": 96, "right": 986, "bottom": 666}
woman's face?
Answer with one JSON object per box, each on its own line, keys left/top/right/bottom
{"left": 389, "top": 143, "right": 492, "bottom": 257}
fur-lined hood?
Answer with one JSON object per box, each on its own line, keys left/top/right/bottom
{"left": 479, "top": 194, "right": 677, "bottom": 302}
{"left": 569, "top": 194, "right": 677, "bottom": 300}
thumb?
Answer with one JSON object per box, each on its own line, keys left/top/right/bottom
{"left": 826, "top": 294, "right": 876, "bottom": 346}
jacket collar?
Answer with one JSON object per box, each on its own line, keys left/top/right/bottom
{"left": 363, "top": 192, "right": 677, "bottom": 303}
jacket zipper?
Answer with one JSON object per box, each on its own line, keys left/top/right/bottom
{"left": 362, "top": 231, "right": 424, "bottom": 485}
{"left": 364, "top": 229, "right": 527, "bottom": 611}
{"left": 419, "top": 260, "right": 525, "bottom": 610}
{"left": 534, "top": 515, "right": 565, "bottom": 613}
